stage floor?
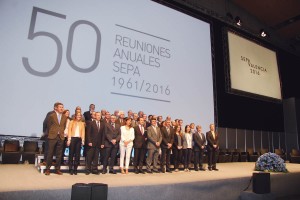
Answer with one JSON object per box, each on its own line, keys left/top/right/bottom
{"left": 0, "top": 163, "right": 300, "bottom": 200}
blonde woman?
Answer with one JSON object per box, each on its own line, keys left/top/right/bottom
{"left": 67, "top": 112, "right": 85, "bottom": 175}
{"left": 119, "top": 117, "right": 135, "bottom": 174}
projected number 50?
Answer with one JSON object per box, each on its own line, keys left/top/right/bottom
{"left": 22, "top": 7, "right": 101, "bottom": 77}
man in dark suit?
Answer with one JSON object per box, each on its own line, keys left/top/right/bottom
{"left": 115, "top": 111, "right": 125, "bottom": 126}
{"left": 103, "top": 111, "right": 111, "bottom": 124}
{"left": 206, "top": 123, "right": 219, "bottom": 171}
{"left": 193, "top": 125, "right": 206, "bottom": 171}
{"left": 45, "top": 102, "right": 67, "bottom": 175}
{"left": 133, "top": 117, "right": 147, "bottom": 174}
{"left": 146, "top": 118, "right": 162, "bottom": 173}
{"left": 83, "top": 104, "right": 95, "bottom": 121}
{"left": 160, "top": 120, "right": 174, "bottom": 173}
{"left": 85, "top": 112, "right": 105, "bottom": 175}
{"left": 102, "top": 115, "right": 121, "bottom": 174}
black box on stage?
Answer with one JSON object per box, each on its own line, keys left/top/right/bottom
{"left": 89, "top": 183, "right": 108, "bottom": 200}
{"left": 252, "top": 172, "right": 270, "bottom": 194}
{"left": 71, "top": 183, "right": 92, "bottom": 200}
{"left": 71, "top": 183, "right": 108, "bottom": 200}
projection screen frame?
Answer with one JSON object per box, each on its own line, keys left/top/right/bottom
{"left": 223, "top": 28, "right": 283, "bottom": 103}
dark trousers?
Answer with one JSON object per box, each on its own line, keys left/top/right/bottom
{"left": 161, "top": 148, "right": 171, "bottom": 169}
{"left": 61, "top": 137, "right": 68, "bottom": 164}
{"left": 99, "top": 148, "right": 106, "bottom": 165}
{"left": 133, "top": 148, "right": 146, "bottom": 169}
{"left": 173, "top": 148, "right": 182, "bottom": 169}
{"left": 46, "top": 136, "right": 64, "bottom": 170}
{"left": 183, "top": 148, "right": 192, "bottom": 169}
{"left": 103, "top": 147, "right": 118, "bottom": 171}
{"left": 207, "top": 147, "right": 218, "bottom": 169}
{"left": 194, "top": 150, "right": 204, "bottom": 169}
{"left": 86, "top": 146, "right": 100, "bottom": 172}
{"left": 44, "top": 139, "right": 49, "bottom": 161}
{"left": 69, "top": 137, "right": 82, "bottom": 170}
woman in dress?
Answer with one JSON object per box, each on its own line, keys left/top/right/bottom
{"left": 119, "top": 117, "right": 135, "bottom": 174}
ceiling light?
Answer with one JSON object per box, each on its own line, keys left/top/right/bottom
{"left": 235, "top": 16, "right": 242, "bottom": 26}
{"left": 260, "top": 29, "right": 268, "bottom": 37}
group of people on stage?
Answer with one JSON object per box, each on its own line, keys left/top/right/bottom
{"left": 42, "top": 102, "right": 219, "bottom": 176}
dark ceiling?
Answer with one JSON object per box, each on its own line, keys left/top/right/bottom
{"left": 231, "top": 0, "right": 300, "bottom": 51}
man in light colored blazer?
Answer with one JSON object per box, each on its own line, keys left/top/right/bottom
{"left": 45, "top": 102, "right": 67, "bottom": 175}
{"left": 146, "top": 117, "right": 162, "bottom": 173}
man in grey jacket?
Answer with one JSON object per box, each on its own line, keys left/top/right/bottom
{"left": 146, "top": 117, "right": 162, "bottom": 173}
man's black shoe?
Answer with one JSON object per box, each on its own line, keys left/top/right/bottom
{"left": 92, "top": 170, "right": 100, "bottom": 175}
{"left": 166, "top": 168, "right": 172, "bottom": 173}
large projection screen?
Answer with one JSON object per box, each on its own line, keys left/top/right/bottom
{"left": 0, "top": 0, "right": 214, "bottom": 137}
{"left": 227, "top": 31, "right": 282, "bottom": 101}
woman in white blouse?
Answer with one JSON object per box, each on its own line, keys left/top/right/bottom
{"left": 119, "top": 117, "right": 135, "bottom": 174}
{"left": 183, "top": 125, "right": 193, "bottom": 172}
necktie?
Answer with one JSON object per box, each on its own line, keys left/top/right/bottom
{"left": 97, "top": 121, "right": 100, "bottom": 130}
{"left": 140, "top": 125, "right": 144, "bottom": 135}
{"left": 167, "top": 127, "right": 170, "bottom": 135}
{"left": 58, "top": 114, "right": 61, "bottom": 124}
{"left": 212, "top": 131, "right": 215, "bottom": 139}
{"left": 112, "top": 123, "right": 115, "bottom": 129}
{"left": 199, "top": 132, "right": 202, "bottom": 140}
